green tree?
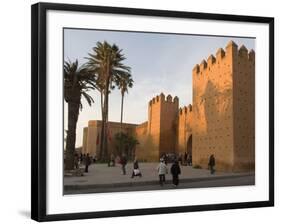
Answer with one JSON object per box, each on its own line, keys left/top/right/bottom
{"left": 86, "top": 41, "right": 131, "bottom": 161}
{"left": 114, "top": 132, "right": 139, "bottom": 160}
{"left": 64, "top": 60, "right": 95, "bottom": 170}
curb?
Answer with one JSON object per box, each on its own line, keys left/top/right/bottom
{"left": 64, "top": 173, "right": 254, "bottom": 191}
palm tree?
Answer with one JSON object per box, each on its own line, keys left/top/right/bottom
{"left": 64, "top": 59, "right": 95, "bottom": 170}
{"left": 117, "top": 74, "right": 133, "bottom": 131}
{"left": 86, "top": 41, "right": 131, "bottom": 161}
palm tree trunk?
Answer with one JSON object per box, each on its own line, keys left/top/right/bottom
{"left": 102, "top": 59, "right": 110, "bottom": 161}
{"left": 120, "top": 93, "right": 124, "bottom": 132}
{"left": 99, "top": 91, "right": 104, "bottom": 160}
{"left": 102, "top": 80, "right": 110, "bottom": 161}
{"left": 65, "top": 101, "right": 80, "bottom": 170}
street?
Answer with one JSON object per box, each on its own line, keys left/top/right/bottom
{"left": 64, "top": 174, "right": 254, "bottom": 194}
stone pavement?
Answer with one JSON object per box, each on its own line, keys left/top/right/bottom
{"left": 64, "top": 162, "right": 254, "bottom": 192}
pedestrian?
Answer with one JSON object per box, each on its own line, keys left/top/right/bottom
{"left": 92, "top": 155, "right": 97, "bottom": 163}
{"left": 74, "top": 153, "right": 79, "bottom": 169}
{"left": 110, "top": 153, "right": 115, "bottom": 167}
{"left": 120, "top": 154, "right": 127, "bottom": 175}
{"left": 187, "top": 153, "right": 192, "bottom": 166}
{"left": 170, "top": 159, "right": 181, "bottom": 187}
{"left": 208, "top": 154, "right": 216, "bottom": 174}
{"left": 157, "top": 158, "right": 168, "bottom": 186}
{"left": 79, "top": 153, "right": 83, "bottom": 164}
{"left": 131, "top": 158, "right": 142, "bottom": 178}
{"left": 178, "top": 153, "right": 182, "bottom": 165}
{"left": 84, "top": 153, "right": 91, "bottom": 173}
{"left": 184, "top": 152, "right": 188, "bottom": 163}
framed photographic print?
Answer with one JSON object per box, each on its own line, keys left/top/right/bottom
{"left": 31, "top": 2, "right": 274, "bottom": 222}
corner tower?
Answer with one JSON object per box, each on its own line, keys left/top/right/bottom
{"left": 147, "top": 93, "right": 179, "bottom": 160}
{"left": 192, "top": 40, "right": 255, "bottom": 171}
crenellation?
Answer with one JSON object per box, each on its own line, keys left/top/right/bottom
{"left": 178, "top": 104, "right": 193, "bottom": 117}
{"left": 200, "top": 60, "right": 207, "bottom": 71}
{"left": 160, "top": 92, "right": 165, "bottom": 101}
{"left": 193, "top": 64, "right": 200, "bottom": 74}
{"left": 207, "top": 54, "right": 216, "bottom": 66}
{"left": 149, "top": 93, "right": 180, "bottom": 105}
{"left": 173, "top": 96, "right": 179, "bottom": 104}
{"left": 248, "top": 49, "right": 255, "bottom": 61}
{"left": 166, "top": 94, "right": 172, "bottom": 102}
{"left": 238, "top": 45, "right": 248, "bottom": 57}
{"left": 226, "top": 40, "right": 238, "bottom": 49}
{"left": 216, "top": 48, "right": 225, "bottom": 59}
{"left": 226, "top": 40, "right": 238, "bottom": 58}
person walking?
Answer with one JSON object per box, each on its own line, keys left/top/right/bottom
{"left": 170, "top": 159, "right": 181, "bottom": 187}
{"left": 178, "top": 153, "right": 183, "bottom": 165}
{"left": 157, "top": 158, "right": 168, "bottom": 186}
{"left": 131, "top": 158, "right": 142, "bottom": 178}
{"left": 208, "top": 154, "right": 216, "bottom": 174}
{"left": 120, "top": 154, "right": 127, "bottom": 175}
{"left": 84, "top": 153, "right": 91, "bottom": 173}
{"left": 184, "top": 152, "right": 188, "bottom": 164}
{"left": 74, "top": 153, "right": 79, "bottom": 169}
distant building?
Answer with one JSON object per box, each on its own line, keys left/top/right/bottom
{"left": 82, "top": 41, "right": 255, "bottom": 172}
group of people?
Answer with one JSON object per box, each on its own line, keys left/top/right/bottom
{"left": 178, "top": 152, "right": 192, "bottom": 166}
{"left": 117, "top": 154, "right": 143, "bottom": 178}
{"left": 73, "top": 152, "right": 216, "bottom": 185}
{"left": 116, "top": 155, "right": 181, "bottom": 187}
{"left": 157, "top": 157, "right": 181, "bottom": 187}
{"left": 156, "top": 153, "right": 216, "bottom": 187}
{"left": 74, "top": 153, "right": 93, "bottom": 173}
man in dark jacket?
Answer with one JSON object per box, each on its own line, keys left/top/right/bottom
{"left": 170, "top": 160, "right": 181, "bottom": 186}
{"left": 120, "top": 154, "right": 127, "bottom": 175}
{"left": 208, "top": 154, "right": 216, "bottom": 174}
{"left": 84, "top": 153, "right": 91, "bottom": 173}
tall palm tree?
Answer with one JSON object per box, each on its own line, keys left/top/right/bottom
{"left": 86, "top": 41, "right": 131, "bottom": 161}
{"left": 117, "top": 74, "right": 134, "bottom": 131}
{"left": 64, "top": 59, "right": 95, "bottom": 170}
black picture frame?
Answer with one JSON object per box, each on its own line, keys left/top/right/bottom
{"left": 31, "top": 2, "right": 274, "bottom": 222}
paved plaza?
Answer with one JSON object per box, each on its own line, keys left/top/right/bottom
{"left": 64, "top": 162, "right": 254, "bottom": 194}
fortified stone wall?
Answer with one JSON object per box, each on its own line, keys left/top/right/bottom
{"left": 143, "top": 93, "right": 179, "bottom": 161}
{"left": 177, "top": 104, "right": 192, "bottom": 155}
{"left": 84, "top": 120, "right": 137, "bottom": 157}
{"left": 159, "top": 94, "right": 179, "bottom": 156}
{"left": 81, "top": 40, "right": 255, "bottom": 172}
{"left": 82, "top": 127, "right": 88, "bottom": 154}
{"left": 192, "top": 41, "right": 255, "bottom": 171}
{"left": 85, "top": 120, "right": 100, "bottom": 156}
{"left": 134, "top": 122, "right": 149, "bottom": 161}
{"left": 233, "top": 44, "right": 255, "bottom": 171}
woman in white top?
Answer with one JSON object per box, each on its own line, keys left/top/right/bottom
{"left": 157, "top": 158, "right": 168, "bottom": 186}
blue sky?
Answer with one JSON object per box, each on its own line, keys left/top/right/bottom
{"left": 63, "top": 28, "right": 255, "bottom": 147}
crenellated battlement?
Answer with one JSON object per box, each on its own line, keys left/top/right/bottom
{"left": 179, "top": 104, "right": 192, "bottom": 116}
{"left": 192, "top": 41, "right": 255, "bottom": 76}
{"left": 149, "top": 93, "right": 179, "bottom": 106}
